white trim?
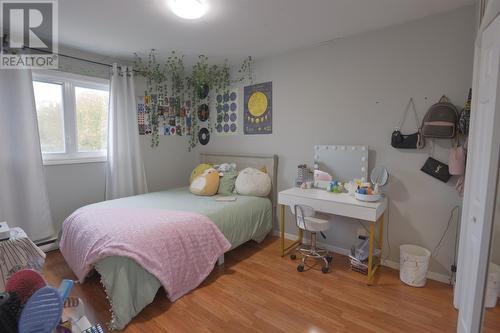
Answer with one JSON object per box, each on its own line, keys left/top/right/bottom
{"left": 276, "top": 230, "right": 451, "bottom": 284}
{"left": 43, "top": 156, "right": 107, "bottom": 166}
{"left": 32, "top": 70, "right": 110, "bottom": 164}
{"left": 382, "top": 259, "right": 451, "bottom": 285}
{"left": 33, "top": 70, "right": 109, "bottom": 88}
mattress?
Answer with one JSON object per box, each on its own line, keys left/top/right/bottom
{"left": 84, "top": 187, "right": 273, "bottom": 329}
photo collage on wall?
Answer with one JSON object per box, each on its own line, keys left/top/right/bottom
{"left": 137, "top": 94, "right": 192, "bottom": 137}
{"left": 215, "top": 89, "right": 239, "bottom": 135}
{"left": 244, "top": 81, "right": 272, "bottom": 135}
{"left": 138, "top": 81, "right": 273, "bottom": 140}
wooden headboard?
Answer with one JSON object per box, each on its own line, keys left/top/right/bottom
{"left": 200, "top": 152, "right": 279, "bottom": 223}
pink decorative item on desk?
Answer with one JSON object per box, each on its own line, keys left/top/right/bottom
{"left": 314, "top": 170, "right": 332, "bottom": 182}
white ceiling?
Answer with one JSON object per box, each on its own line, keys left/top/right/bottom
{"left": 59, "top": 0, "right": 475, "bottom": 62}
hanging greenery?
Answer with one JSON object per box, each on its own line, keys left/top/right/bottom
{"left": 134, "top": 50, "right": 253, "bottom": 149}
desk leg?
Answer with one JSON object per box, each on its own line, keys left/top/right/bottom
{"left": 280, "top": 204, "right": 302, "bottom": 257}
{"left": 367, "top": 214, "right": 384, "bottom": 285}
{"left": 367, "top": 222, "right": 375, "bottom": 285}
{"left": 280, "top": 204, "right": 285, "bottom": 257}
{"left": 378, "top": 213, "right": 384, "bottom": 252}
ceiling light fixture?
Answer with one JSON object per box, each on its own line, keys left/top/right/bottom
{"left": 169, "top": 0, "right": 208, "bottom": 20}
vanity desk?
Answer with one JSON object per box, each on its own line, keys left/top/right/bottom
{"left": 278, "top": 187, "right": 387, "bottom": 285}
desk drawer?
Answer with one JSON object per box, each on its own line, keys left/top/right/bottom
{"left": 278, "top": 192, "right": 382, "bottom": 222}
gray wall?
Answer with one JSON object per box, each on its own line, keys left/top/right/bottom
{"left": 200, "top": 6, "right": 475, "bottom": 276}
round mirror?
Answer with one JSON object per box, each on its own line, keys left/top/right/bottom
{"left": 370, "top": 166, "right": 389, "bottom": 186}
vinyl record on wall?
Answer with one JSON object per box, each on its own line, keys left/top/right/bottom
{"left": 198, "top": 104, "right": 209, "bottom": 122}
{"left": 198, "top": 127, "right": 210, "bottom": 145}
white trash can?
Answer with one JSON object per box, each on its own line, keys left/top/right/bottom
{"left": 400, "top": 244, "right": 431, "bottom": 287}
{"left": 485, "top": 263, "right": 500, "bottom": 308}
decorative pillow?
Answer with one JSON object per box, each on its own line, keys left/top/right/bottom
{"left": 215, "top": 163, "right": 237, "bottom": 172}
{"left": 190, "top": 168, "right": 220, "bottom": 196}
{"left": 190, "top": 163, "right": 211, "bottom": 184}
{"left": 235, "top": 167, "right": 272, "bottom": 197}
{"left": 217, "top": 170, "right": 239, "bottom": 195}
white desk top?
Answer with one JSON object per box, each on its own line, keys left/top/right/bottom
{"left": 278, "top": 187, "right": 387, "bottom": 222}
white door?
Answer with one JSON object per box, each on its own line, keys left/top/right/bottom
{"left": 456, "top": 14, "right": 500, "bottom": 333}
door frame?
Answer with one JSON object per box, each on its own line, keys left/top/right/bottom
{"left": 455, "top": 11, "right": 500, "bottom": 333}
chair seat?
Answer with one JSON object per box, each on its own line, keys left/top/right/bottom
{"left": 298, "top": 216, "right": 330, "bottom": 232}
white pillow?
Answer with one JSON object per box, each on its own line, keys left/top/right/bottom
{"left": 235, "top": 167, "right": 271, "bottom": 197}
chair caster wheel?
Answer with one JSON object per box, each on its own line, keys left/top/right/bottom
{"left": 290, "top": 254, "right": 297, "bottom": 260}
{"left": 297, "top": 264, "right": 304, "bottom": 272}
{"left": 326, "top": 256, "right": 333, "bottom": 263}
{"left": 322, "top": 266, "right": 329, "bottom": 274}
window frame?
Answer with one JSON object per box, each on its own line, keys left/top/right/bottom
{"left": 32, "top": 70, "right": 110, "bottom": 165}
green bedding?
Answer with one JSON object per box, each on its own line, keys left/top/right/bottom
{"left": 89, "top": 187, "right": 272, "bottom": 330}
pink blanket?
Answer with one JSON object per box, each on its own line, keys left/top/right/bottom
{"left": 60, "top": 207, "right": 231, "bottom": 301}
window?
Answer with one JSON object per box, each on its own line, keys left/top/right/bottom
{"left": 33, "top": 71, "right": 110, "bottom": 164}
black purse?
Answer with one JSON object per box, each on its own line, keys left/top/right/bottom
{"left": 391, "top": 98, "right": 424, "bottom": 149}
{"left": 421, "top": 157, "right": 452, "bottom": 183}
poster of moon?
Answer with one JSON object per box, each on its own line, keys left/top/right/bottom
{"left": 244, "top": 81, "right": 272, "bottom": 135}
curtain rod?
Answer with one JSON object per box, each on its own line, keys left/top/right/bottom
{"left": 20, "top": 46, "right": 115, "bottom": 68}
{"left": 1, "top": 34, "right": 137, "bottom": 71}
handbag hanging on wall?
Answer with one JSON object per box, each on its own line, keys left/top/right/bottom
{"left": 391, "top": 98, "right": 425, "bottom": 149}
{"left": 449, "top": 138, "right": 467, "bottom": 176}
{"left": 421, "top": 157, "right": 452, "bottom": 183}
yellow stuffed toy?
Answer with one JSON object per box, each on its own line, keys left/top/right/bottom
{"left": 189, "top": 163, "right": 212, "bottom": 184}
{"left": 190, "top": 168, "right": 220, "bottom": 196}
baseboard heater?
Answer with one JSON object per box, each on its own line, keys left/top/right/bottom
{"left": 36, "top": 238, "right": 57, "bottom": 247}
{"left": 35, "top": 237, "right": 59, "bottom": 252}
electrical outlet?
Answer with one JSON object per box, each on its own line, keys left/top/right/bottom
{"left": 357, "top": 227, "right": 368, "bottom": 239}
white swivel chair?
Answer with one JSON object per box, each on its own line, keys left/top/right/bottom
{"left": 291, "top": 204, "right": 332, "bottom": 273}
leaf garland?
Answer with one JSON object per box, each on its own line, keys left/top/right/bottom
{"left": 134, "top": 50, "right": 253, "bottom": 149}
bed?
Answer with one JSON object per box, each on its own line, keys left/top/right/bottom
{"left": 60, "top": 153, "right": 278, "bottom": 330}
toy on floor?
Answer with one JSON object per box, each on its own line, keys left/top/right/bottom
{"left": 5, "top": 269, "right": 47, "bottom": 304}
{"left": 0, "top": 292, "right": 21, "bottom": 333}
{"left": 82, "top": 323, "right": 105, "bottom": 333}
{"left": 0, "top": 269, "right": 75, "bottom": 333}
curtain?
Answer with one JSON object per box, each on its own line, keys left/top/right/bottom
{"left": 106, "top": 64, "right": 148, "bottom": 200}
{"left": 0, "top": 69, "right": 55, "bottom": 241}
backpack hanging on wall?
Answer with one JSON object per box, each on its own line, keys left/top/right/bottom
{"left": 421, "top": 95, "right": 459, "bottom": 139}
{"left": 391, "top": 98, "right": 425, "bottom": 149}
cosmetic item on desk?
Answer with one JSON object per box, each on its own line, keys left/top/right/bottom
{"left": 327, "top": 181, "right": 344, "bottom": 193}
{"left": 345, "top": 181, "right": 357, "bottom": 196}
{"left": 300, "top": 181, "right": 313, "bottom": 189}
{"left": 296, "top": 164, "right": 314, "bottom": 187}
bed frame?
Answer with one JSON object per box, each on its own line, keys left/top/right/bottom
{"left": 200, "top": 152, "right": 279, "bottom": 265}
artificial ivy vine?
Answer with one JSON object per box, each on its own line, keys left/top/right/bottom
{"left": 134, "top": 50, "right": 253, "bottom": 149}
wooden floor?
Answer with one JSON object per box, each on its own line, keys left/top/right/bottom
{"left": 43, "top": 236, "right": 500, "bottom": 333}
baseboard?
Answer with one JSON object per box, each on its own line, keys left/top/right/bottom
{"left": 381, "top": 259, "right": 451, "bottom": 284}
{"left": 274, "top": 230, "right": 452, "bottom": 285}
